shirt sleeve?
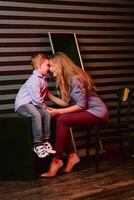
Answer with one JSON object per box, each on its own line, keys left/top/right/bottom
{"left": 26, "top": 75, "right": 47, "bottom": 108}
{"left": 71, "top": 76, "right": 88, "bottom": 109}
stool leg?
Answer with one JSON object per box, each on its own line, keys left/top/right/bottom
{"left": 118, "top": 124, "right": 126, "bottom": 163}
{"left": 95, "top": 126, "right": 100, "bottom": 172}
{"left": 117, "top": 100, "right": 126, "bottom": 163}
{"left": 86, "top": 128, "right": 90, "bottom": 157}
{"left": 69, "top": 128, "right": 77, "bottom": 154}
{"left": 99, "top": 137, "right": 105, "bottom": 153}
{"left": 127, "top": 99, "right": 133, "bottom": 158}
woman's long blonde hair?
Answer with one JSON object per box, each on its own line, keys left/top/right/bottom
{"left": 50, "top": 52, "right": 96, "bottom": 102}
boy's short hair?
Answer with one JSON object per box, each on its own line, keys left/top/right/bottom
{"left": 31, "top": 53, "right": 49, "bottom": 69}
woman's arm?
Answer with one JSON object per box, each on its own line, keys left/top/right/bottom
{"left": 47, "top": 91, "right": 68, "bottom": 107}
{"left": 47, "top": 104, "right": 83, "bottom": 117}
{"left": 47, "top": 75, "right": 88, "bottom": 116}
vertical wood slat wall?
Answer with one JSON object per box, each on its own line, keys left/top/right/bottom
{"left": 0, "top": 0, "right": 134, "bottom": 151}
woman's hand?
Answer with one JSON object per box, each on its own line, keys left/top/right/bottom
{"left": 46, "top": 104, "right": 83, "bottom": 116}
{"left": 47, "top": 91, "right": 68, "bottom": 107}
{"left": 46, "top": 107, "right": 61, "bottom": 117}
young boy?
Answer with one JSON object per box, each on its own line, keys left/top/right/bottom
{"left": 15, "top": 53, "right": 56, "bottom": 158}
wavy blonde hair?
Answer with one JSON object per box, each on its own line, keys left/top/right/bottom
{"left": 50, "top": 52, "right": 96, "bottom": 102}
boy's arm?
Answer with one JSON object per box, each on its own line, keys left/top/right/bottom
{"left": 47, "top": 91, "right": 68, "bottom": 107}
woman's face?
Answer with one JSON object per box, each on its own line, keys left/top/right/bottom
{"left": 49, "top": 60, "right": 60, "bottom": 77}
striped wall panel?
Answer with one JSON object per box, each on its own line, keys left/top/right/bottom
{"left": 0, "top": 0, "right": 134, "bottom": 152}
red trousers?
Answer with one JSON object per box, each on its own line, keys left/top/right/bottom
{"left": 54, "top": 111, "right": 107, "bottom": 159}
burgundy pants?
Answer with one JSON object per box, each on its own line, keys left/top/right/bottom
{"left": 54, "top": 111, "right": 107, "bottom": 159}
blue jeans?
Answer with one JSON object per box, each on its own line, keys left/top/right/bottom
{"left": 16, "top": 104, "right": 51, "bottom": 144}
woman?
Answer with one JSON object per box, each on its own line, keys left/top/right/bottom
{"left": 41, "top": 52, "right": 109, "bottom": 177}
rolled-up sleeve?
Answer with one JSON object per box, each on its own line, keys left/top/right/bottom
{"left": 70, "top": 76, "right": 88, "bottom": 109}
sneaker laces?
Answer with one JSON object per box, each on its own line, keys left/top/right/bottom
{"left": 44, "top": 142, "right": 52, "bottom": 149}
{"left": 44, "top": 142, "right": 56, "bottom": 154}
{"left": 34, "top": 145, "right": 48, "bottom": 158}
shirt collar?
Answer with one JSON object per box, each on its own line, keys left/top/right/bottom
{"left": 33, "top": 70, "right": 44, "bottom": 78}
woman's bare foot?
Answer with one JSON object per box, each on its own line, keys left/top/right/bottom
{"left": 41, "top": 158, "right": 63, "bottom": 177}
{"left": 63, "top": 153, "right": 80, "bottom": 173}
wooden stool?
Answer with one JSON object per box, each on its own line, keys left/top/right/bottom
{"left": 70, "top": 124, "right": 105, "bottom": 172}
{"left": 116, "top": 87, "right": 133, "bottom": 161}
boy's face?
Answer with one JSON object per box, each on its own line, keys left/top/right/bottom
{"left": 38, "top": 59, "right": 50, "bottom": 75}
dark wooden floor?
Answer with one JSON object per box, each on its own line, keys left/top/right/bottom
{"left": 0, "top": 153, "right": 134, "bottom": 200}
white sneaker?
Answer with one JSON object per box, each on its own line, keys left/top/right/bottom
{"left": 44, "top": 142, "right": 56, "bottom": 154}
{"left": 34, "top": 145, "right": 49, "bottom": 158}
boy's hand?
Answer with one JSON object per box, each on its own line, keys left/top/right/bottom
{"left": 46, "top": 106, "right": 61, "bottom": 117}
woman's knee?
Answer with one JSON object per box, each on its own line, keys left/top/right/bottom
{"left": 56, "top": 115, "right": 68, "bottom": 124}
